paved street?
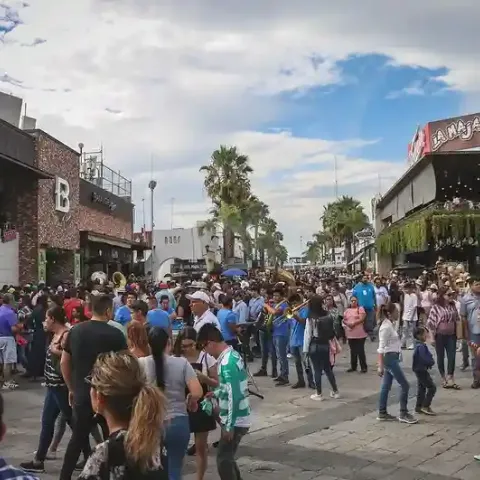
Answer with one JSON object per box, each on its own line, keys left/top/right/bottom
{"left": 3, "top": 342, "right": 480, "bottom": 479}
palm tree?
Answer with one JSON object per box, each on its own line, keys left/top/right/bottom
{"left": 200, "top": 146, "right": 253, "bottom": 262}
{"left": 321, "top": 196, "right": 369, "bottom": 271}
{"left": 303, "top": 241, "right": 321, "bottom": 264}
{"left": 246, "top": 197, "right": 270, "bottom": 262}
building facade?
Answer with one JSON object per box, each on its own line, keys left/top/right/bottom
{"left": 375, "top": 112, "right": 480, "bottom": 274}
{"left": 146, "top": 221, "right": 221, "bottom": 280}
{"left": 0, "top": 91, "right": 137, "bottom": 286}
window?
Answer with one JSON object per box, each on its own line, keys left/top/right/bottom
{"left": 169, "top": 236, "right": 172, "bottom": 244}
{"left": 177, "top": 236, "right": 180, "bottom": 243}
{"left": 165, "top": 237, "right": 168, "bottom": 244}
{"left": 173, "top": 236, "right": 177, "bottom": 244}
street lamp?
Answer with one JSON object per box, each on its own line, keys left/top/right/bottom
{"left": 148, "top": 180, "right": 157, "bottom": 282}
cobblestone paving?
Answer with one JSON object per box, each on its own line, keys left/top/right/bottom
{"left": 3, "top": 342, "right": 480, "bottom": 479}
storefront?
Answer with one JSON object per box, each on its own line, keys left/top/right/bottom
{"left": 375, "top": 112, "right": 480, "bottom": 274}
{"left": 0, "top": 94, "right": 137, "bottom": 286}
{"left": 78, "top": 178, "right": 135, "bottom": 281}
{"left": 0, "top": 119, "right": 52, "bottom": 285}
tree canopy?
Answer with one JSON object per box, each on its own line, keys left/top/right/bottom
{"left": 200, "top": 145, "right": 288, "bottom": 266}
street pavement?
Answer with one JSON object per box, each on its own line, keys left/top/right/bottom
{"left": 3, "top": 341, "right": 480, "bottom": 479}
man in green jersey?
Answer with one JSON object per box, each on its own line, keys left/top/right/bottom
{"left": 198, "top": 323, "right": 251, "bottom": 480}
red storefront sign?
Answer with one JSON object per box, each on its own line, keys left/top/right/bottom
{"left": 407, "top": 124, "right": 431, "bottom": 165}
{"left": 429, "top": 112, "right": 480, "bottom": 153}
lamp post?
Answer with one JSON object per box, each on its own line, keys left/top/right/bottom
{"left": 148, "top": 180, "right": 157, "bottom": 282}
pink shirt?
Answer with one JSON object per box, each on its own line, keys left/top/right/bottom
{"left": 343, "top": 307, "right": 367, "bottom": 339}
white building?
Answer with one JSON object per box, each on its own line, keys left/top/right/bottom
{"left": 146, "top": 221, "right": 221, "bottom": 280}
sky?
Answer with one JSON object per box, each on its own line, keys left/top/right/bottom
{"left": 1, "top": 0, "right": 479, "bottom": 256}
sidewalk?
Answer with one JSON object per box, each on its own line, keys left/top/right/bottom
{"left": 2, "top": 341, "right": 479, "bottom": 479}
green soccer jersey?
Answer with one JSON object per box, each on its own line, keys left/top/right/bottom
{"left": 214, "top": 347, "right": 251, "bottom": 432}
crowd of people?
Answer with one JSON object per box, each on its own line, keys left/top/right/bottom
{"left": 0, "top": 263, "right": 480, "bottom": 479}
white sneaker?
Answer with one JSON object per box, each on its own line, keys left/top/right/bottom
{"left": 2, "top": 381, "right": 18, "bottom": 390}
{"left": 330, "top": 391, "right": 340, "bottom": 399}
{"left": 287, "top": 353, "right": 293, "bottom": 359}
{"left": 407, "top": 345, "right": 414, "bottom": 350}
{"left": 310, "top": 393, "right": 324, "bottom": 401}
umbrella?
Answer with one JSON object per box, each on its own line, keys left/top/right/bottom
{"left": 222, "top": 268, "right": 247, "bottom": 277}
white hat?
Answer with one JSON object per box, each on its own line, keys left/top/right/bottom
{"left": 186, "top": 291, "right": 211, "bottom": 303}
{"left": 429, "top": 283, "right": 438, "bottom": 290}
{"left": 240, "top": 280, "right": 250, "bottom": 289}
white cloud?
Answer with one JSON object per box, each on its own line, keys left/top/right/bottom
{"left": 1, "top": 0, "right": 478, "bottom": 254}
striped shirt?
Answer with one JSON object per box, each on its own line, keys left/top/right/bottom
{"left": 214, "top": 347, "right": 251, "bottom": 432}
{"left": 44, "top": 331, "right": 68, "bottom": 387}
{"left": 0, "top": 458, "right": 39, "bottom": 480}
{"left": 427, "top": 303, "right": 457, "bottom": 336}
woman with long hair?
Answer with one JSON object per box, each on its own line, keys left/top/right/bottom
{"left": 324, "top": 293, "right": 344, "bottom": 343}
{"left": 71, "top": 305, "right": 88, "bottom": 324}
{"left": 79, "top": 351, "right": 167, "bottom": 479}
{"left": 20, "top": 306, "right": 89, "bottom": 473}
{"left": 377, "top": 303, "right": 417, "bottom": 424}
{"left": 139, "top": 327, "right": 203, "bottom": 480}
{"left": 303, "top": 295, "right": 340, "bottom": 401}
{"left": 427, "top": 287, "right": 460, "bottom": 389}
{"left": 127, "top": 321, "right": 151, "bottom": 358}
{"left": 173, "top": 327, "right": 218, "bottom": 480}
{"left": 343, "top": 296, "right": 368, "bottom": 373}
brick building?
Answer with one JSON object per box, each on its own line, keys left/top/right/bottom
{"left": 0, "top": 92, "right": 138, "bottom": 286}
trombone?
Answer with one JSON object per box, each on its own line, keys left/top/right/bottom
{"left": 285, "top": 300, "right": 309, "bottom": 319}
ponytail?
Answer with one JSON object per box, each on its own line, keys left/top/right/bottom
{"left": 148, "top": 327, "right": 169, "bottom": 390}
{"left": 125, "top": 384, "right": 166, "bottom": 472}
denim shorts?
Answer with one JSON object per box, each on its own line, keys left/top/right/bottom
{"left": 0, "top": 336, "right": 17, "bottom": 364}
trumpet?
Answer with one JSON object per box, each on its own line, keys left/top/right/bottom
{"left": 285, "top": 300, "right": 309, "bottom": 319}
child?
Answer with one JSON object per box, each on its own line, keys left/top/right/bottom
{"left": 412, "top": 326, "right": 437, "bottom": 415}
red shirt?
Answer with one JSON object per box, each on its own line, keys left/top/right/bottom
{"left": 64, "top": 298, "right": 82, "bottom": 322}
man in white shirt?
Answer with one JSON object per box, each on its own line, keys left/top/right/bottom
{"left": 233, "top": 291, "right": 248, "bottom": 324}
{"left": 401, "top": 283, "right": 418, "bottom": 350}
{"left": 187, "top": 291, "right": 221, "bottom": 332}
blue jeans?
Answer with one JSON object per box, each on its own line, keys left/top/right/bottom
{"left": 259, "top": 331, "right": 276, "bottom": 372}
{"left": 365, "top": 309, "right": 376, "bottom": 338}
{"left": 379, "top": 352, "right": 410, "bottom": 415}
{"left": 164, "top": 415, "right": 190, "bottom": 480}
{"left": 36, "top": 387, "right": 73, "bottom": 461}
{"left": 273, "top": 335, "right": 289, "bottom": 379}
{"left": 291, "top": 345, "right": 314, "bottom": 385}
{"left": 434, "top": 334, "right": 456, "bottom": 378}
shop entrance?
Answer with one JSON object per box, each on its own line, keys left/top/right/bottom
{"left": 46, "top": 248, "right": 74, "bottom": 286}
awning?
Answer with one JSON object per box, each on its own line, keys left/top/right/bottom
{"left": 0, "top": 153, "right": 53, "bottom": 179}
{"left": 348, "top": 252, "right": 364, "bottom": 266}
{"left": 84, "top": 232, "right": 133, "bottom": 249}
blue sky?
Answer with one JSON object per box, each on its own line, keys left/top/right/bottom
{"left": 1, "top": 0, "right": 479, "bottom": 256}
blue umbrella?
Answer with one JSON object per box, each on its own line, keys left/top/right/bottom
{"left": 222, "top": 268, "right": 247, "bottom": 277}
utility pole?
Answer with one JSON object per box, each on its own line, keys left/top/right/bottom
{"left": 142, "top": 198, "right": 146, "bottom": 233}
{"left": 148, "top": 180, "right": 157, "bottom": 282}
{"left": 170, "top": 197, "right": 175, "bottom": 230}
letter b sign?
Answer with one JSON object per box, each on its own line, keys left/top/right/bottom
{"left": 55, "top": 177, "right": 70, "bottom": 213}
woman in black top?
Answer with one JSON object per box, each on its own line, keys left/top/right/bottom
{"left": 79, "top": 351, "right": 168, "bottom": 480}
{"left": 21, "top": 306, "right": 89, "bottom": 474}
{"left": 304, "top": 295, "right": 339, "bottom": 401}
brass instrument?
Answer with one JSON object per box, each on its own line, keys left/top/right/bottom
{"left": 285, "top": 300, "right": 309, "bottom": 319}
{"left": 112, "top": 271, "right": 127, "bottom": 290}
{"left": 91, "top": 271, "right": 108, "bottom": 285}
